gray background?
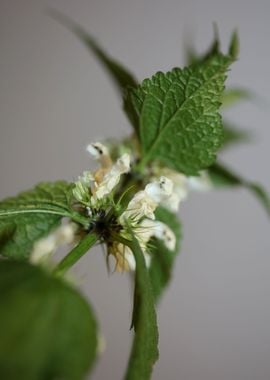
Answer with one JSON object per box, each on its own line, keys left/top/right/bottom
{"left": 0, "top": 0, "right": 269, "bottom": 379}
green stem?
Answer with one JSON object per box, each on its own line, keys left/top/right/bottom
{"left": 54, "top": 232, "right": 98, "bottom": 276}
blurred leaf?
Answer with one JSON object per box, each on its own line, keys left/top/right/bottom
{"left": 0, "top": 223, "right": 16, "bottom": 249}
{"left": 49, "top": 10, "right": 138, "bottom": 93}
{"left": 209, "top": 162, "right": 270, "bottom": 216}
{"left": 49, "top": 10, "right": 140, "bottom": 133}
{"left": 0, "top": 181, "right": 87, "bottom": 260}
{"left": 221, "top": 88, "right": 252, "bottom": 108}
{"left": 0, "top": 260, "right": 98, "bottom": 380}
{"left": 149, "top": 207, "right": 182, "bottom": 302}
{"left": 222, "top": 121, "right": 250, "bottom": 148}
{"left": 125, "top": 234, "right": 159, "bottom": 380}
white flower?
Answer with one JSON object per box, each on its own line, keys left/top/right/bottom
{"left": 30, "top": 223, "right": 77, "bottom": 265}
{"left": 145, "top": 176, "right": 173, "bottom": 202}
{"left": 110, "top": 217, "right": 176, "bottom": 272}
{"left": 74, "top": 142, "right": 131, "bottom": 206}
{"left": 152, "top": 167, "right": 212, "bottom": 212}
{"left": 73, "top": 171, "right": 94, "bottom": 204}
{"left": 139, "top": 219, "right": 176, "bottom": 251}
{"left": 86, "top": 142, "right": 112, "bottom": 168}
{"left": 120, "top": 176, "right": 173, "bottom": 224}
{"left": 134, "top": 219, "right": 157, "bottom": 246}
{"left": 109, "top": 241, "right": 152, "bottom": 272}
{"left": 154, "top": 169, "right": 188, "bottom": 212}
{"left": 94, "top": 153, "right": 130, "bottom": 200}
{"left": 54, "top": 223, "right": 78, "bottom": 245}
{"left": 31, "top": 235, "right": 57, "bottom": 264}
{"left": 152, "top": 221, "right": 176, "bottom": 251}
{"left": 109, "top": 242, "right": 136, "bottom": 272}
{"left": 120, "top": 191, "right": 157, "bottom": 223}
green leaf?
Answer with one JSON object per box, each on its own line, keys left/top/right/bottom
{"left": 130, "top": 53, "right": 233, "bottom": 175}
{"left": 209, "top": 162, "right": 270, "bottom": 216}
{"left": 0, "top": 260, "right": 98, "bottom": 380}
{"left": 222, "top": 121, "right": 250, "bottom": 148}
{"left": 0, "top": 223, "right": 16, "bottom": 249}
{"left": 149, "top": 207, "right": 182, "bottom": 302}
{"left": 0, "top": 181, "right": 87, "bottom": 260}
{"left": 124, "top": 234, "right": 159, "bottom": 380}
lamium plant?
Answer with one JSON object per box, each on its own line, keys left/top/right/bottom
{"left": 0, "top": 11, "right": 269, "bottom": 380}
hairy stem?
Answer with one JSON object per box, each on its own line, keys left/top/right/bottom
{"left": 54, "top": 232, "right": 98, "bottom": 276}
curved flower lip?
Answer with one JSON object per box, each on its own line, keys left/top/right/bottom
{"left": 94, "top": 153, "right": 131, "bottom": 200}
{"left": 119, "top": 191, "right": 157, "bottom": 223}
{"left": 86, "top": 142, "right": 109, "bottom": 160}
{"left": 138, "top": 219, "right": 176, "bottom": 251}
{"left": 145, "top": 176, "right": 173, "bottom": 202}
{"left": 149, "top": 167, "right": 212, "bottom": 213}
{"left": 120, "top": 176, "right": 173, "bottom": 225}
{"left": 73, "top": 142, "right": 131, "bottom": 205}
{"left": 87, "top": 142, "right": 112, "bottom": 169}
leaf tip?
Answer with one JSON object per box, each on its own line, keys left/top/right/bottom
{"left": 228, "top": 30, "right": 239, "bottom": 60}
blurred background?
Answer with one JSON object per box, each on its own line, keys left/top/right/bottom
{"left": 0, "top": 0, "right": 269, "bottom": 379}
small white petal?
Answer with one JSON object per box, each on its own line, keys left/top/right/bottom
{"left": 150, "top": 169, "right": 189, "bottom": 212}
{"left": 137, "top": 218, "right": 157, "bottom": 243}
{"left": 55, "top": 223, "right": 77, "bottom": 245}
{"left": 30, "top": 235, "right": 56, "bottom": 264}
{"left": 95, "top": 172, "right": 119, "bottom": 199}
{"left": 162, "top": 193, "right": 180, "bottom": 212}
{"left": 124, "top": 247, "right": 136, "bottom": 271}
{"left": 87, "top": 142, "right": 112, "bottom": 170}
{"left": 145, "top": 176, "right": 173, "bottom": 203}
{"left": 79, "top": 171, "right": 94, "bottom": 185}
{"left": 86, "top": 142, "right": 109, "bottom": 159}
{"left": 109, "top": 241, "right": 151, "bottom": 272}
{"left": 153, "top": 221, "right": 176, "bottom": 251}
{"left": 110, "top": 242, "right": 136, "bottom": 272}
{"left": 120, "top": 191, "right": 157, "bottom": 223}
{"left": 94, "top": 154, "right": 131, "bottom": 200}
{"left": 115, "top": 153, "right": 131, "bottom": 173}
{"left": 137, "top": 219, "right": 176, "bottom": 251}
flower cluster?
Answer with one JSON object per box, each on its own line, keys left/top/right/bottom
{"left": 31, "top": 141, "right": 212, "bottom": 272}
{"left": 72, "top": 142, "right": 179, "bottom": 271}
